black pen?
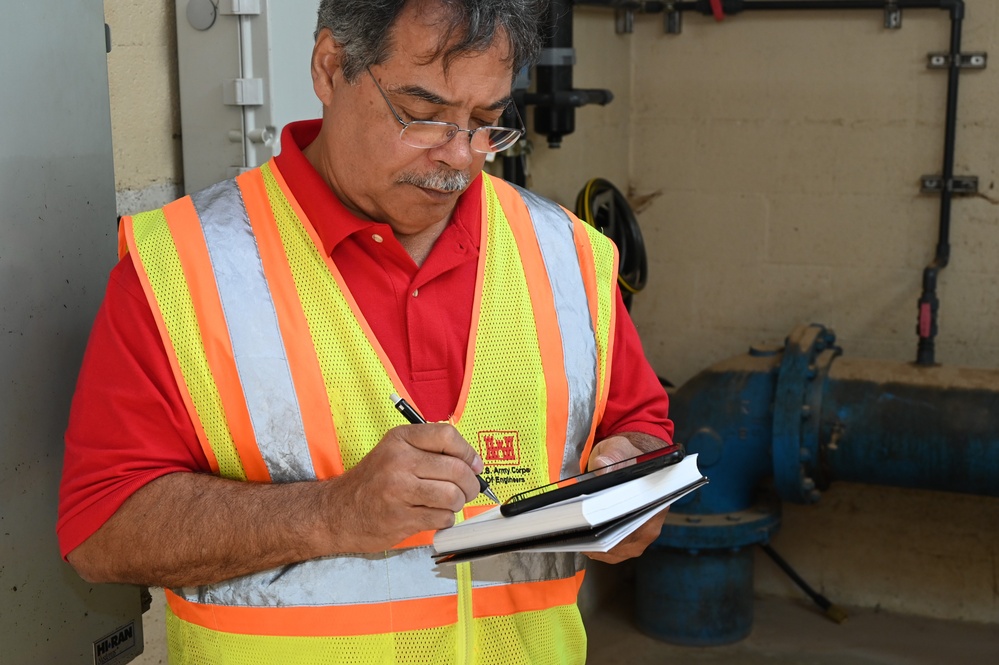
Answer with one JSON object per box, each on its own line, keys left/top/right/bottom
{"left": 390, "top": 393, "right": 500, "bottom": 504}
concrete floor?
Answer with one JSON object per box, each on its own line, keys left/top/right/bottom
{"left": 585, "top": 594, "right": 999, "bottom": 665}
{"left": 133, "top": 585, "right": 999, "bottom": 664}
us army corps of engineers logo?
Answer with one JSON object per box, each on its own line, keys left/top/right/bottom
{"left": 477, "top": 430, "right": 532, "bottom": 488}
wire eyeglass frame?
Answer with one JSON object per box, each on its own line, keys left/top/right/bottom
{"left": 366, "top": 67, "right": 524, "bottom": 154}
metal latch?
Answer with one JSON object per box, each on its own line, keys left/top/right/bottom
{"left": 223, "top": 78, "right": 264, "bottom": 106}
{"left": 927, "top": 52, "right": 988, "bottom": 69}
{"left": 221, "top": 0, "right": 261, "bottom": 16}
{"left": 665, "top": 1, "right": 682, "bottom": 34}
{"left": 884, "top": 2, "right": 902, "bottom": 30}
{"left": 920, "top": 175, "right": 979, "bottom": 195}
{"left": 615, "top": 8, "right": 635, "bottom": 34}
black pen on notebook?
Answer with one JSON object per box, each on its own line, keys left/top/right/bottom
{"left": 390, "top": 393, "right": 501, "bottom": 504}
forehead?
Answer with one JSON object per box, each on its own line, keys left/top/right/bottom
{"left": 386, "top": 0, "right": 514, "bottom": 81}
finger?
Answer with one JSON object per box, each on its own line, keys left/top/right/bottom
{"left": 584, "top": 508, "right": 668, "bottom": 563}
{"left": 396, "top": 423, "right": 484, "bottom": 473}
{"left": 396, "top": 446, "right": 481, "bottom": 503}
{"left": 407, "top": 477, "right": 476, "bottom": 513}
{"left": 378, "top": 505, "right": 460, "bottom": 545}
{"left": 404, "top": 505, "right": 461, "bottom": 534}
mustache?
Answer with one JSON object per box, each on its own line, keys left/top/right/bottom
{"left": 398, "top": 169, "right": 471, "bottom": 193}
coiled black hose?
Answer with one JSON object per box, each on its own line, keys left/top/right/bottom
{"left": 574, "top": 178, "right": 648, "bottom": 311}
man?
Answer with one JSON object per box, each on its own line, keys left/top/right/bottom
{"left": 58, "top": 0, "right": 673, "bottom": 662}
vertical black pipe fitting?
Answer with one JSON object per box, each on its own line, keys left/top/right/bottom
{"left": 501, "top": 103, "right": 527, "bottom": 187}
{"left": 533, "top": 0, "right": 576, "bottom": 148}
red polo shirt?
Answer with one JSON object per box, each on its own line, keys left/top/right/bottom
{"left": 57, "top": 120, "right": 673, "bottom": 557}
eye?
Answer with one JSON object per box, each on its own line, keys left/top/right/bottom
{"left": 468, "top": 113, "right": 503, "bottom": 130}
{"left": 399, "top": 108, "right": 430, "bottom": 123}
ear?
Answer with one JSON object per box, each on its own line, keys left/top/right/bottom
{"left": 311, "top": 28, "right": 341, "bottom": 107}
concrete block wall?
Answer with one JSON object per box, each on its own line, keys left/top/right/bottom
{"left": 101, "top": 2, "right": 998, "bottom": 652}
{"left": 104, "top": 0, "right": 182, "bottom": 214}
{"left": 529, "top": 6, "right": 999, "bottom": 624}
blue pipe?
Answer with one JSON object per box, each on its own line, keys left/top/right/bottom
{"left": 638, "top": 323, "right": 999, "bottom": 645}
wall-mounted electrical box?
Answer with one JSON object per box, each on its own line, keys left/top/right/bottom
{"left": 1, "top": 1, "right": 145, "bottom": 663}
{"left": 176, "top": 0, "right": 321, "bottom": 193}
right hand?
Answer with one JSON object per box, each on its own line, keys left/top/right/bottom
{"left": 321, "top": 423, "right": 484, "bottom": 553}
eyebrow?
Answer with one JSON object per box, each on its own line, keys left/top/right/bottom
{"left": 392, "top": 83, "right": 513, "bottom": 113}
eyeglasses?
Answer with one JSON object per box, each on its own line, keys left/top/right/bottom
{"left": 366, "top": 67, "right": 524, "bottom": 154}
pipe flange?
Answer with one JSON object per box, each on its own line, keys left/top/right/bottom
{"left": 655, "top": 501, "right": 781, "bottom": 551}
{"left": 772, "top": 323, "right": 840, "bottom": 503}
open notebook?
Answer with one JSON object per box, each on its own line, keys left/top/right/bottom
{"left": 433, "top": 454, "right": 707, "bottom": 564}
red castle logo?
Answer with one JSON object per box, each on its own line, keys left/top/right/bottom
{"left": 479, "top": 431, "right": 520, "bottom": 464}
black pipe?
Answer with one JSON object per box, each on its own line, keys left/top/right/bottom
{"left": 579, "top": 0, "right": 967, "bottom": 365}
{"left": 577, "top": 1, "right": 958, "bottom": 12}
{"left": 533, "top": 0, "right": 576, "bottom": 147}
{"left": 917, "top": 1, "right": 963, "bottom": 366}
{"left": 671, "top": 0, "right": 957, "bottom": 11}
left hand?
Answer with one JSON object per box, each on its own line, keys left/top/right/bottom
{"left": 582, "top": 436, "right": 669, "bottom": 564}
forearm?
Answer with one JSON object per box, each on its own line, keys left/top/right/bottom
{"left": 68, "top": 471, "right": 339, "bottom": 588}
{"left": 617, "top": 431, "right": 671, "bottom": 454}
{"left": 67, "top": 423, "right": 481, "bottom": 589}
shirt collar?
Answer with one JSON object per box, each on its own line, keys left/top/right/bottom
{"left": 273, "top": 119, "right": 482, "bottom": 258}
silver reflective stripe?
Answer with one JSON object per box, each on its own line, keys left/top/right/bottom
{"left": 190, "top": 180, "right": 315, "bottom": 483}
{"left": 173, "top": 547, "right": 455, "bottom": 607}
{"left": 470, "top": 552, "right": 583, "bottom": 588}
{"left": 513, "top": 185, "right": 597, "bottom": 479}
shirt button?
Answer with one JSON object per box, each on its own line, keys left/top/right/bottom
{"left": 372, "top": 233, "right": 383, "bottom": 243}
{"left": 412, "top": 289, "right": 419, "bottom": 298}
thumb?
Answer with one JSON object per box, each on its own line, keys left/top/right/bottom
{"left": 586, "top": 436, "right": 640, "bottom": 471}
{"left": 589, "top": 454, "right": 618, "bottom": 470}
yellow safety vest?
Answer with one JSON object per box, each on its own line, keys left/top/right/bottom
{"left": 120, "top": 162, "right": 618, "bottom": 664}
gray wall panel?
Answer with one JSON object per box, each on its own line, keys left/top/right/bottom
{"left": 1, "top": 1, "right": 144, "bottom": 663}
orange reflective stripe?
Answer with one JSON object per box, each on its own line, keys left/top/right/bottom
{"left": 123, "top": 216, "right": 220, "bottom": 475}
{"left": 576, "top": 221, "right": 618, "bottom": 470}
{"left": 472, "top": 571, "right": 585, "bottom": 618}
{"left": 266, "top": 161, "right": 409, "bottom": 400}
{"left": 394, "top": 499, "right": 496, "bottom": 548}
{"left": 488, "top": 177, "right": 569, "bottom": 483}
{"left": 164, "top": 197, "right": 271, "bottom": 482}
{"left": 601, "top": 273, "right": 618, "bottom": 434}
{"left": 450, "top": 193, "right": 490, "bottom": 424}
{"left": 572, "top": 221, "right": 601, "bottom": 472}
{"left": 393, "top": 530, "right": 436, "bottom": 549}
{"left": 236, "top": 168, "right": 342, "bottom": 479}
{"left": 117, "top": 220, "right": 128, "bottom": 260}
{"left": 166, "top": 589, "right": 458, "bottom": 637}
{"left": 572, "top": 218, "right": 600, "bottom": 344}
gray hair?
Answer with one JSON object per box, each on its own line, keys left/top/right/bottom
{"left": 315, "top": 0, "right": 548, "bottom": 83}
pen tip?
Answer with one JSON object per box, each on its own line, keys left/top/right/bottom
{"left": 389, "top": 392, "right": 401, "bottom": 405}
{"left": 484, "top": 487, "right": 501, "bottom": 504}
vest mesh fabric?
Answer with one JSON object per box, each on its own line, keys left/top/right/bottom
{"left": 261, "top": 164, "right": 397, "bottom": 470}
{"left": 167, "top": 605, "right": 459, "bottom": 664}
{"left": 131, "top": 164, "right": 614, "bottom": 664}
{"left": 166, "top": 603, "right": 584, "bottom": 664}
{"left": 580, "top": 221, "right": 617, "bottom": 410}
{"left": 129, "top": 208, "right": 246, "bottom": 480}
{"left": 459, "top": 176, "right": 551, "bottom": 497}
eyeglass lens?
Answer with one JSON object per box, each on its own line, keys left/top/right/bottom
{"left": 401, "top": 124, "right": 522, "bottom": 153}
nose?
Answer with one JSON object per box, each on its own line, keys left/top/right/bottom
{"left": 428, "top": 129, "right": 475, "bottom": 171}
